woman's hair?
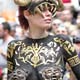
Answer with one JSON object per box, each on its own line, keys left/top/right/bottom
{"left": 18, "top": 6, "right": 29, "bottom": 30}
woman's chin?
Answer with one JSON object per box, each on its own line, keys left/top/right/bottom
{"left": 43, "top": 25, "right": 51, "bottom": 30}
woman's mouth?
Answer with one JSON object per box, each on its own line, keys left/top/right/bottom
{"left": 44, "top": 19, "right": 51, "bottom": 23}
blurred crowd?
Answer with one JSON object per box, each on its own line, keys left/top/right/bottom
{"left": 0, "top": 2, "right": 80, "bottom": 80}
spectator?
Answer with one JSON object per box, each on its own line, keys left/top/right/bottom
{"left": 55, "top": 25, "right": 68, "bottom": 35}
{"left": 51, "top": 18, "right": 63, "bottom": 34}
{"left": 0, "top": 22, "right": 15, "bottom": 80}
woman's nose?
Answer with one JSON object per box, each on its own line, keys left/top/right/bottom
{"left": 45, "top": 10, "right": 52, "bottom": 16}
{"left": 42, "top": 10, "right": 52, "bottom": 17}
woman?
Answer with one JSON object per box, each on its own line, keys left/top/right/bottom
{"left": 7, "top": 0, "right": 80, "bottom": 80}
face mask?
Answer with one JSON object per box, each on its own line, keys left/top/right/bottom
{"left": 14, "top": 0, "right": 64, "bottom": 17}
{"left": 33, "top": 1, "right": 57, "bottom": 17}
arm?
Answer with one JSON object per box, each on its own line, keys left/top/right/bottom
{"left": 7, "top": 41, "right": 16, "bottom": 75}
{"left": 54, "top": 35, "right": 80, "bottom": 80}
{"left": 60, "top": 35, "right": 80, "bottom": 80}
{"left": 65, "top": 47, "right": 80, "bottom": 80}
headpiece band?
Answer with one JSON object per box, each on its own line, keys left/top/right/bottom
{"left": 14, "top": 0, "right": 64, "bottom": 16}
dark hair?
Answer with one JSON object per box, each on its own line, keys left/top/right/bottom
{"left": 2, "top": 22, "right": 11, "bottom": 33}
{"left": 18, "top": 6, "right": 29, "bottom": 30}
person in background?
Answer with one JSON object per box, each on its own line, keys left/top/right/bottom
{"left": 10, "top": 23, "right": 26, "bottom": 40}
{"left": 7, "top": 0, "right": 80, "bottom": 80}
{"left": 0, "top": 22, "right": 14, "bottom": 80}
{"left": 58, "top": 6, "right": 74, "bottom": 24}
{"left": 54, "top": 24, "right": 68, "bottom": 35}
{"left": 51, "top": 18, "right": 63, "bottom": 34}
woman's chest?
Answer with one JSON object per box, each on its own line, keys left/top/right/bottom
{"left": 14, "top": 41, "right": 64, "bottom": 67}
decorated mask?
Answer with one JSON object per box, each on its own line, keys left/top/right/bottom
{"left": 14, "top": 0, "right": 64, "bottom": 16}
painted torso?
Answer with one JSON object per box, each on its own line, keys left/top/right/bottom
{"left": 7, "top": 34, "right": 80, "bottom": 80}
